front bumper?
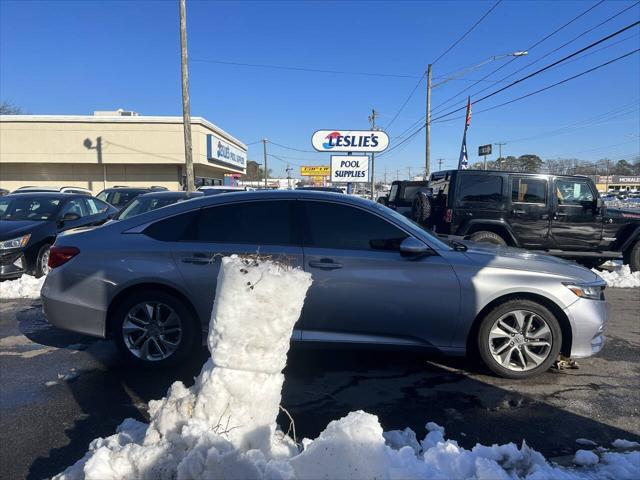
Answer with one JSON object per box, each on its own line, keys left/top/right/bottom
{"left": 564, "top": 297, "right": 610, "bottom": 358}
{"left": 0, "top": 250, "right": 27, "bottom": 280}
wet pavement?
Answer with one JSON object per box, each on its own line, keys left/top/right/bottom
{"left": 1, "top": 289, "right": 639, "bottom": 479}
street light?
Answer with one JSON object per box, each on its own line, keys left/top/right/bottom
{"left": 425, "top": 50, "right": 528, "bottom": 175}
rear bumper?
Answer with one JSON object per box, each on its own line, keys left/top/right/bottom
{"left": 41, "top": 271, "right": 108, "bottom": 338}
{"left": 564, "top": 297, "right": 610, "bottom": 358}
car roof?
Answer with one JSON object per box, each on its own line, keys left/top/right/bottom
{"left": 3, "top": 192, "right": 86, "bottom": 200}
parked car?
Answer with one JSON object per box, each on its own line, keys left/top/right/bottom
{"left": 379, "top": 180, "right": 431, "bottom": 217}
{"left": 0, "top": 188, "right": 9, "bottom": 197}
{"left": 413, "top": 170, "right": 640, "bottom": 271}
{"left": 42, "top": 191, "right": 608, "bottom": 379}
{"left": 96, "top": 186, "right": 168, "bottom": 209}
{"left": 115, "top": 191, "right": 204, "bottom": 220}
{"left": 0, "top": 193, "right": 117, "bottom": 279}
{"left": 13, "top": 186, "right": 93, "bottom": 196}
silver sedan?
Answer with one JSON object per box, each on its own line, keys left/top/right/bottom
{"left": 41, "top": 191, "right": 608, "bottom": 378}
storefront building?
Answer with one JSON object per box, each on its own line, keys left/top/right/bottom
{"left": 590, "top": 175, "right": 640, "bottom": 192}
{"left": 0, "top": 110, "right": 247, "bottom": 193}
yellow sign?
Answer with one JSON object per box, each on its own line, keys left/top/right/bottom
{"left": 301, "top": 166, "right": 330, "bottom": 176}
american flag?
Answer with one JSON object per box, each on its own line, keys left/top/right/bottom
{"left": 458, "top": 97, "right": 472, "bottom": 170}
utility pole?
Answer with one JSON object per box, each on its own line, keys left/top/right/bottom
{"left": 369, "top": 108, "right": 378, "bottom": 200}
{"left": 179, "top": 0, "right": 195, "bottom": 192}
{"left": 605, "top": 158, "right": 610, "bottom": 192}
{"left": 285, "top": 164, "right": 293, "bottom": 190}
{"left": 438, "top": 158, "right": 443, "bottom": 172}
{"left": 494, "top": 142, "right": 506, "bottom": 160}
{"left": 262, "top": 139, "right": 268, "bottom": 189}
{"left": 408, "top": 166, "right": 411, "bottom": 179}
{"left": 384, "top": 167, "right": 387, "bottom": 186}
{"left": 425, "top": 64, "right": 432, "bottom": 177}
{"left": 396, "top": 169, "right": 400, "bottom": 181}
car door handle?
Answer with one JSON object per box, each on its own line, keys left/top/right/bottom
{"left": 511, "top": 209, "right": 526, "bottom": 215}
{"left": 181, "top": 253, "right": 215, "bottom": 265}
{"left": 308, "top": 259, "right": 343, "bottom": 270}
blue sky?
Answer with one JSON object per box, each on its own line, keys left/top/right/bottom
{"left": 1, "top": 0, "right": 638, "bottom": 179}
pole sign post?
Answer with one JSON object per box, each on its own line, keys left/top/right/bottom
{"left": 331, "top": 155, "right": 369, "bottom": 183}
{"left": 312, "top": 130, "right": 389, "bottom": 153}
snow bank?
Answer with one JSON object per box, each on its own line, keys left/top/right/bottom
{"left": 56, "top": 255, "right": 640, "bottom": 480}
{"left": 593, "top": 264, "right": 640, "bottom": 288}
{"left": 0, "top": 274, "right": 45, "bottom": 299}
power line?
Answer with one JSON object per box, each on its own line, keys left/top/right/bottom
{"left": 429, "top": 0, "right": 607, "bottom": 115}
{"left": 430, "top": 21, "right": 640, "bottom": 123}
{"left": 383, "top": 73, "right": 425, "bottom": 131}
{"left": 431, "top": 0, "right": 503, "bottom": 65}
{"left": 267, "top": 140, "right": 319, "bottom": 153}
{"left": 433, "top": 0, "right": 640, "bottom": 115}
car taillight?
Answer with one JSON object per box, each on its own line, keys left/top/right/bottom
{"left": 48, "top": 246, "right": 80, "bottom": 269}
{"left": 444, "top": 208, "right": 453, "bottom": 223}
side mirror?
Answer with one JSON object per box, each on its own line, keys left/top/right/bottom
{"left": 59, "top": 212, "right": 81, "bottom": 225}
{"left": 596, "top": 197, "right": 604, "bottom": 209}
{"left": 399, "top": 237, "right": 432, "bottom": 259}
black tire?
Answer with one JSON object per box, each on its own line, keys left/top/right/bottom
{"left": 411, "top": 193, "right": 432, "bottom": 223}
{"left": 577, "top": 258, "right": 604, "bottom": 270}
{"left": 33, "top": 244, "right": 51, "bottom": 278}
{"left": 627, "top": 240, "right": 640, "bottom": 273}
{"left": 112, "top": 290, "right": 200, "bottom": 368}
{"left": 469, "top": 230, "right": 507, "bottom": 247}
{"left": 477, "top": 299, "right": 562, "bottom": 379}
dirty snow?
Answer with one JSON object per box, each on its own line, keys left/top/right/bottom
{"left": 55, "top": 255, "right": 640, "bottom": 480}
{"left": 613, "top": 439, "right": 640, "bottom": 449}
{"left": 593, "top": 264, "right": 640, "bottom": 288}
{"left": 574, "top": 449, "right": 599, "bottom": 466}
{"left": 0, "top": 274, "right": 45, "bottom": 299}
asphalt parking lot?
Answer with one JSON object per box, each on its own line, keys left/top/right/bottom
{"left": 0, "top": 289, "right": 638, "bottom": 479}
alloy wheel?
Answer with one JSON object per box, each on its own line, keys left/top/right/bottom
{"left": 122, "top": 302, "right": 183, "bottom": 361}
{"left": 488, "top": 309, "right": 553, "bottom": 372}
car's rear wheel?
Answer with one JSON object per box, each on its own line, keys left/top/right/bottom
{"left": 477, "top": 299, "right": 561, "bottom": 379}
{"left": 112, "top": 290, "right": 200, "bottom": 367}
{"left": 469, "top": 230, "right": 507, "bottom": 247}
{"left": 33, "top": 244, "right": 51, "bottom": 278}
{"left": 627, "top": 240, "right": 640, "bottom": 272}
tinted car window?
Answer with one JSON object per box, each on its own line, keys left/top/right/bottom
{"left": 144, "top": 210, "right": 199, "bottom": 242}
{"left": 458, "top": 175, "right": 503, "bottom": 203}
{"left": 0, "top": 196, "right": 61, "bottom": 220}
{"left": 85, "top": 198, "right": 109, "bottom": 215}
{"left": 61, "top": 199, "right": 86, "bottom": 217}
{"left": 117, "top": 196, "right": 181, "bottom": 220}
{"left": 556, "top": 179, "right": 594, "bottom": 206}
{"left": 512, "top": 178, "right": 547, "bottom": 204}
{"left": 193, "top": 201, "right": 293, "bottom": 245}
{"left": 303, "top": 201, "right": 407, "bottom": 251}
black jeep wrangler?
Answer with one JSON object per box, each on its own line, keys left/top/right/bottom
{"left": 413, "top": 169, "right": 640, "bottom": 271}
{"left": 378, "top": 180, "right": 431, "bottom": 218}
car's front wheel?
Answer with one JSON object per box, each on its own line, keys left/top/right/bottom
{"left": 112, "top": 290, "right": 200, "bottom": 367}
{"left": 477, "top": 299, "right": 561, "bottom": 379}
{"left": 33, "top": 244, "right": 51, "bottom": 278}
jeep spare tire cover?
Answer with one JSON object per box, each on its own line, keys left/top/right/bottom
{"left": 411, "top": 193, "right": 432, "bottom": 223}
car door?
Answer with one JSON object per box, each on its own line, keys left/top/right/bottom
{"left": 507, "top": 176, "right": 551, "bottom": 248}
{"left": 550, "top": 178, "right": 603, "bottom": 249}
{"left": 168, "top": 199, "right": 303, "bottom": 332}
{"left": 298, "top": 199, "right": 460, "bottom": 349}
{"left": 57, "top": 198, "right": 89, "bottom": 231}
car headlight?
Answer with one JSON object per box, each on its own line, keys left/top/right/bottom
{"left": 0, "top": 234, "right": 31, "bottom": 251}
{"left": 563, "top": 282, "right": 605, "bottom": 300}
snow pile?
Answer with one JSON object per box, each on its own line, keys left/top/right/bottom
{"left": 56, "top": 255, "right": 640, "bottom": 480}
{"left": 0, "top": 274, "right": 45, "bottom": 299}
{"left": 593, "top": 264, "right": 640, "bottom": 288}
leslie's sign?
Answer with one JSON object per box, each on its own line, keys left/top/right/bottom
{"left": 312, "top": 130, "right": 389, "bottom": 153}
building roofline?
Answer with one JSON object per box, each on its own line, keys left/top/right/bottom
{"left": 0, "top": 114, "right": 247, "bottom": 150}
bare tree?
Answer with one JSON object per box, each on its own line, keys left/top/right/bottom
{"left": 0, "top": 102, "right": 22, "bottom": 115}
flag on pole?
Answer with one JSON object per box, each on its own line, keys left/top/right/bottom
{"left": 457, "top": 97, "right": 472, "bottom": 170}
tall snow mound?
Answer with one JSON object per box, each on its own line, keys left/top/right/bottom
{"left": 55, "top": 256, "right": 640, "bottom": 480}
{"left": 593, "top": 264, "right": 640, "bottom": 288}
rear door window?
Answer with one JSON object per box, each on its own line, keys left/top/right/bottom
{"left": 84, "top": 198, "right": 109, "bottom": 214}
{"left": 458, "top": 175, "right": 503, "bottom": 204}
{"left": 302, "top": 201, "right": 407, "bottom": 251}
{"left": 511, "top": 178, "right": 547, "bottom": 204}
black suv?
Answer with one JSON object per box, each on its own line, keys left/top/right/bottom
{"left": 379, "top": 180, "right": 431, "bottom": 217}
{"left": 414, "top": 170, "right": 640, "bottom": 271}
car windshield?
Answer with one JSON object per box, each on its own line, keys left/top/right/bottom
{"left": 116, "top": 196, "right": 182, "bottom": 220}
{"left": 371, "top": 202, "right": 450, "bottom": 250}
{"left": 0, "top": 196, "right": 61, "bottom": 221}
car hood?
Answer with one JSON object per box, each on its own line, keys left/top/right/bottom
{"left": 460, "top": 241, "right": 600, "bottom": 284}
{"left": 0, "top": 220, "right": 51, "bottom": 241}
